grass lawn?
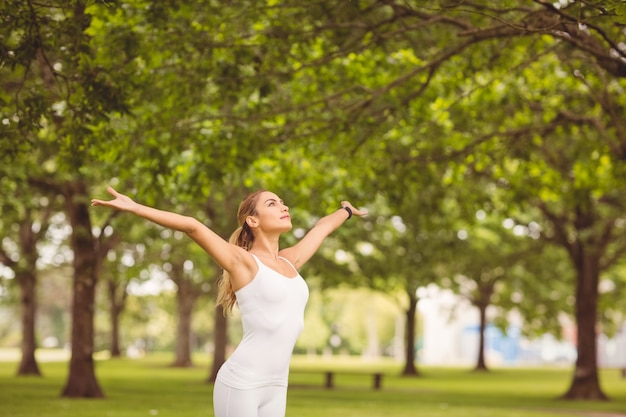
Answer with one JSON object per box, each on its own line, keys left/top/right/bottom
{"left": 0, "top": 350, "right": 625, "bottom": 417}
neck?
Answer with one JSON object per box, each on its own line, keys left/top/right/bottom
{"left": 253, "top": 251, "right": 279, "bottom": 260}
{"left": 250, "top": 235, "right": 280, "bottom": 259}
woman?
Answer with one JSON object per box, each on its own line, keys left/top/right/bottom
{"left": 91, "top": 186, "right": 366, "bottom": 417}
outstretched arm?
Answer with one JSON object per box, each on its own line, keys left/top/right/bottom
{"left": 279, "top": 201, "right": 367, "bottom": 270}
{"left": 92, "top": 187, "right": 199, "bottom": 233}
{"left": 91, "top": 187, "right": 253, "bottom": 277}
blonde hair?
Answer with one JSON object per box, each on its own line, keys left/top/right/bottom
{"left": 216, "top": 190, "right": 266, "bottom": 314}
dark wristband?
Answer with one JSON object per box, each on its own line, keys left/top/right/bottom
{"left": 342, "top": 206, "right": 352, "bottom": 220}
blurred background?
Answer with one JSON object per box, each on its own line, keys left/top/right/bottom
{"left": 1, "top": 0, "right": 626, "bottom": 401}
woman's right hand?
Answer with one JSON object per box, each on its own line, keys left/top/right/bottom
{"left": 91, "top": 186, "right": 137, "bottom": 212}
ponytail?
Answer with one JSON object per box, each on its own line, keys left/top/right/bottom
{"left": 216, "top": 190, "right": 265, "bottom": 315}
{"left": 216, "top": 225, "right": 254, "bottom": 314}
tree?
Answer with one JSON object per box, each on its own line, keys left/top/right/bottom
{"left": 99, "top": 235, "right": 148, "bottom": 358}
{"left": 347, "top": 195, "right": 455, "bottom": 375}
{"left": 449, "top": 34, "right": 626, "bottom": 398}
{"left": 450, "top": 212, "right": 544, "bottom": 371}
{"left": 217, "top": 0, "right": 626, "bottom": 399}
{"left": 2, "top": 0, "right": 136, "bottom": 397}
{"left": 0, "top": 186, "right": 56, "bottom": 376}
{"left": 158, "top": 234, "right": 215, "bottom": 368}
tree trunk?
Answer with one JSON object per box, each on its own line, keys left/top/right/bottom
{"left": 12, "top": 214, "right": 44, "bottom": 376}
{"left": 16, "top": 269, "right": 41, "bottom": 376}
{"left": 474, "top": 302, "right": 488, "bottom": 372}
{"left": 107, "top": 280, "right": 123, "bottom": 358}
{"left": 171, "top": 262, "right": 199, "bottom": 367}
{"left": 60, "top": 181, "right": 104, "bottom": 398}
{"left": 208, "top": 304, "right": 228, "bottom": 383}
{"left": 562, "top": 250, "right": 607, "bottom": 400}
{"left": 401, "top": 291, "right": 419, "bottom": 376}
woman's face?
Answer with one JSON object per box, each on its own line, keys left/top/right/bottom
{"left": 249, "top": 191, "right": 292, "bottom": 233}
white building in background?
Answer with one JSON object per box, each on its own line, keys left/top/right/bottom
{"left": 416, "top": 284, "right": 625, "bottom": 368}
{"left": 418, "top": 285, "right": 476, "bottom": 366}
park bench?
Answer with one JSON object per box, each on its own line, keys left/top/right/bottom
{"left": 291, "top": 370, "right": 384, "bottom": 390}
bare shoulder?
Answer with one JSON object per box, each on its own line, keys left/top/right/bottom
{"left": 277, "top": 247, "right": 300, "bottom": 270}
{"left": 227, "top": 245, "right": 256, "bottom": 272}
{"left": 227, "top": 246, "right": 259, "bottom": 291}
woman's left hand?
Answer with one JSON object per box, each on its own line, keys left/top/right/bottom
{"left": 340, "top": 201, "right": 368, "bottom": 217}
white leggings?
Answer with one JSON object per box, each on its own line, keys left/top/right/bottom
{"left": 213, "top": 380, "right": 288, "bottom": 417}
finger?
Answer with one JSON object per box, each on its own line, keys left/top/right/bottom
{"left": 106, "top": 186, "right": 119, "bottom": 197}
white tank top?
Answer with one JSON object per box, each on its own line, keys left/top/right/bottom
{"left": 216, "top": 253, "right": 309, "bottom": 389}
